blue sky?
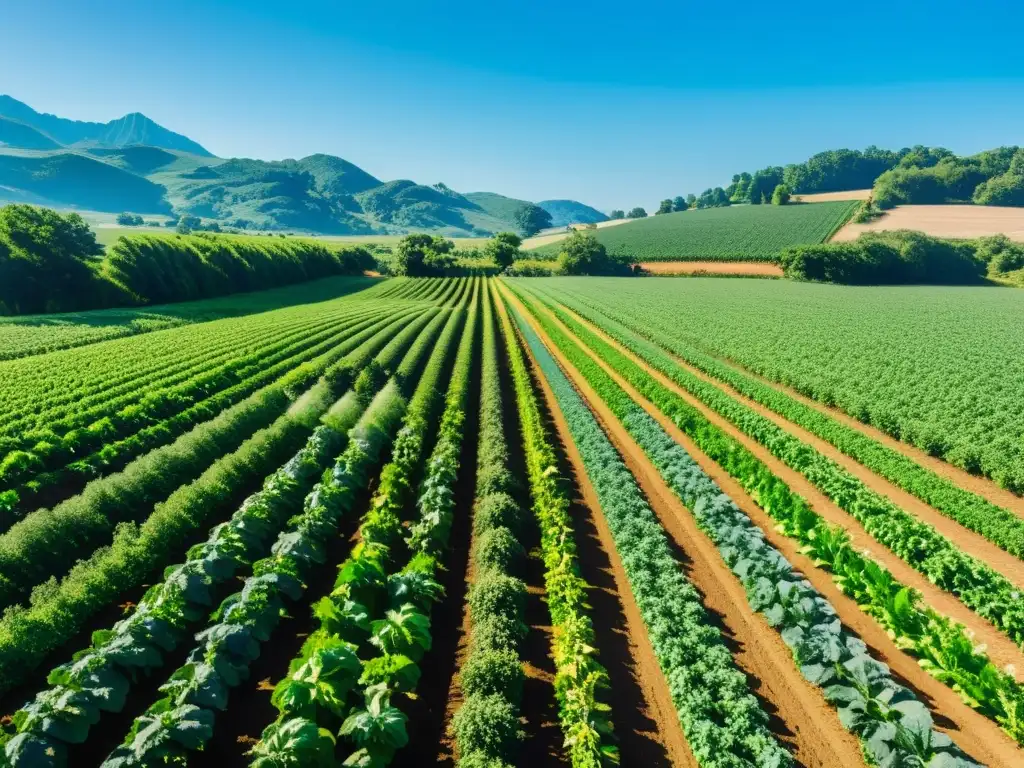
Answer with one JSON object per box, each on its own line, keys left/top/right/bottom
{"left": 3, "top": 0, "right": 1023, "bottom": 210}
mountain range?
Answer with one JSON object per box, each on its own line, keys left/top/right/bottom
{"left": 0, "top": 96, "right": 606, "bottom": 236}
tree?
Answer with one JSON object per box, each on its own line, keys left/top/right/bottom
{"left": 627, "top": 207, "right": 647, "bottom": 219}
{"left": 176, "top": 214, "right": 201, "bottom": 234}
{"left": 672, "top": 196, "right": 688, "bottom": 212}
{"left": 771, "top": 184, "right": 791, "bottom": 205}
{"left": 609, "top": 210, "right": 625, "bottom": 220}
{"left": 392, "top": 234, "right": 456, "bottom": 276}
{"left": 557, "top": 231, "right": 614, "bottom": 275}
{"left": 485, "top": 231, "right": 522, "bottom": 270}
{"left": 656, "top": 199, "right": 674, "bottom": 215}
{"left": 513, "top": 204, "right": 552, "bottom": 236}
{"left": 0, "top": 204, "right": 104, "bottom": 314}
{"left": 116, "top": 213, "right": 144, "bottom": 226}
{"left": 686, "top": 194, "right": 697, "bottom": 208}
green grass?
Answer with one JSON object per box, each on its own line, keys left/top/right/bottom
{"left": 527, "top": 201, "right": 859, "bottom": 262}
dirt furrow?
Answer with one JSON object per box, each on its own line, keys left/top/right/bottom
{"left": 551, "top": 298, "right": 1024, "bottom": 675}
{"left": 496, "top": 286, "right": 694, "bottom": 766}
{"left": 506, "top": 288, "right": 1022, "bottom": 766}
{"left": 501, "top": 284, "right": 864, "bottom": 768}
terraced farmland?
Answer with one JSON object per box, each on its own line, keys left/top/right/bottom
{"left": 527, "top": 201, "right": 858, "bottom": 262}
{"left": 1, "top": 274, "right": 1020, "bottom": 768}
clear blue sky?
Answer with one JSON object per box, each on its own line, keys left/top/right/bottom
{"left": 3, "top": 0, "right": 1023, "bottom": 210}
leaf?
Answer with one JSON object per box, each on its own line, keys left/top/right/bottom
{"left": 250, "top": 717, "right": 335, "bottom": 767}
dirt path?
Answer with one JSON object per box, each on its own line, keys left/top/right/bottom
{"left": 695, "top": 349, "right": 1024, "bottom": 518}
{"left": 506, "top": 290, "right": 1023, "bottom": 766}
{"left": 639, "top": 261, "right": 783, "bottom": 276}
{"left": 501, "top": 284, "right": 866, "bottom": 768}
{"left": 496, "top": 289, "right": 693, "bottom": 766}
{"left": 551, "top": 300, "right": 1024, "bottom": 668}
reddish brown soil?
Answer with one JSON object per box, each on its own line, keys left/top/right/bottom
{"left": 495, "top": 289, "right": 693, "bottom": 766}
{"left": 638, "top": 261, "right": 784, "bottom": 276}
{"left": 518, "top": 294, "right": 1022, "bottom": 766}
{"left": 501, "top": 284, "right": 866, "bottom": 768}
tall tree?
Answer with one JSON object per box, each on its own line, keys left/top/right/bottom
{"left": 627, "top": 207, "right": 647, "bottom": 218}
{"left": 672, "top": 196, "right": 688, "bottom": 212}
{"left": 656, "top": 199, "right": 674, "bottom": 215}
{"left": 513, "top": 204, "right": 553, "bottom": 236}
{"left": 485, "top": 231, "right": 522, "bottom": 270}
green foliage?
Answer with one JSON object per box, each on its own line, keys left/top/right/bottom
{"left": 780, "top": 230, "right": 986, "bottom": 285}
{"left": 556, "top": 231, "right": 629, "bottom": 276}
{"left": 656, "top": 199, "right": 673, "bottom": 215}
{"left": 771, "top": 184, "right": 791, "bottom": 205}
{"left": 474, "top": 526, "right": 525, "bottom": 573}
{"left": 530, "top": 201, "right": 858, "bottom": 263}
{"left": 0, "top": 205, "right": 105, "bottom": 315}
{"left": 116, "top": 213, "right": 145, "bottom": 226}
{"left": 391, "top": 234, "right": 456, "bottom": 277}
{"left": 626, "top": 207, "right": 646, "bottom": 219}
{"left": 671, "top": 196, "right": 688, "bottom": 212}
{"left": 452, "top": 694, "right": 522, "bottom": 765}
{"left": 512, "top": 203, "right": 552, "bottom": 237}
{"left": 975, "top": 234, "right": 1024, "bottom": 274}
{"left": 608, "top": 210, "right": 625, "bottom": 220}
{"left": 460, "top": 649, "right": 524, "bottom": 700}
{"left": 484, "top": 232, "right": 522, "bottom": 270}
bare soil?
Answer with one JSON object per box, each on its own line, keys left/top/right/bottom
{"left": 501, "top": 284, "right": 866, "bottom": 768}
{"left": 832, "top": 204, "right": 1024, "bottom": 242}
{"left": 639, "top": 261, "right": 784, "bottom": 276}
{"left": 524, "top": 296, "right": 1022, "bottom": 766}
{"left": 796, "top": 190, "right": 872, "bottom": 203}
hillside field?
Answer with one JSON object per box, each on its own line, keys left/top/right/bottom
{"left": 527, "top": 200, "right": 859, "bottom": 261}
{"left": 0, "top": 275, "right": 1022, "bottom": 768}
{"left": 833, "top": 203, "right": 1024, "bottom": 242}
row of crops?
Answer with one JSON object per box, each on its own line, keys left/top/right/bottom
{"left": 1, "top": 273, "right": 1021, "bottom": 767}
{"left": 525, "top": 201, "right": 859, "bottom": 262}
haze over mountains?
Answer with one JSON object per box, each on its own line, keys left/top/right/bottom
{"left": 0, "top": 96, "right": 605, "bottom": 236}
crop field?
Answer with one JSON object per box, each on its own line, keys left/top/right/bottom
{"left": 527, "top": 200, "right": 859, "bottom": 262}
{"left": 1, "top": 274, "right": 1023, "bottom": 768}
{"left": 832, "top": 203, "right": 1024, "bottom": 243}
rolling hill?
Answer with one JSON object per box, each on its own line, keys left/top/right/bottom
{"left": 0, "top": 95, "right": 604, "bottom": 236}
{"left": 538, "top": 199, "right": 609, "bottom": 227}
{"left": 528, "top": 201, "right": 859, "bottom": 262}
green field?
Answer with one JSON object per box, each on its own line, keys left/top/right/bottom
{"left": 521, "top": 277, "right": 1024, "bottom": 491}
{"left": 527, "top": 200, "right": 859, "bottom": 262}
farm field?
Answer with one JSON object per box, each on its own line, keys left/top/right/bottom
{"left": 0, "top": 276, "right": 380, "bottom": 360}
{"left": 526, "top": 200, "right": 859, "bottom": 262}
{"left": 795, "top": 189, "right": 872, "bottom": 202}
{"left": 1, "top": 274, "right": 1021, "bottom": 768}
{"left": 521, "top": 217, "right": 636, "bottom": 250}
{"left": 638, "top": 260, "right": 784, "bottom": 276}
{"left": 833, "top": 203, "right": 1024, "bottom": 242}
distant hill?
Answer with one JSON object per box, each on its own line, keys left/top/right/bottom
{"left": 0, "top": 152, "right": 171, "bottom": 213}
{"left": 538, "top": 199, "right": 609, "bottom": 227}
{"left": 0, "top": 116, "right": 61, "bottom": 151}
{"left": 0, "top": 95, "right": 213, "bottom": 156}
{"left": 0, "top": 96, "right": 603, "bottom": 236}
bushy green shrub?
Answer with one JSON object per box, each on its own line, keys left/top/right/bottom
{"left": 471, "top": 493, "right": 522, "bottom": 535}
{"left": 460, "top": 649, "right": 524, "bottom": 700}
{"left": 452, "top": 694, "right": 522, "bottom": 763}
{"left": 474, "top": 526, "right": 525, "bottom": 573}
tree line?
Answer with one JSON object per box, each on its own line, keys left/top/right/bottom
{"left": 0, "top": 204, "right": 373, "bottom": 316}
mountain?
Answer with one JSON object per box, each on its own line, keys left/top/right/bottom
{"left": 0, "top": 95, "right": 212, "bottom": 156}
{"left": 538, "top": 199, "right": 609, "bottom": 227}
{"left": 0, "top": 96, "right": 604, "bottom": 236}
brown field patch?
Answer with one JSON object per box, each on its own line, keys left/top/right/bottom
{"left": 795, "top": 189, "right": 872, "bottom": 203}
{"left": 832, "top": 204, "right": 1024, "bottom": 242}
{"left": 522, "top": 217, "right": 635, "bottom": 250}
{"left": 639, "top": 261, "right": 783, "bottom": 276}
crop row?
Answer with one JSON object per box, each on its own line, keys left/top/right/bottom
{"left": 514, "top": 285, "right": 1024, "bottom": 744}
{"left": 449, "top": 286, "right": 533, "bottom": 768}
{"left": 252, "top": 284, "right": 475, "bottom": 767}
{"left": 0, "top": 307, "right": 438, "bottom": 612}
{"left": 505, "top": 297, "right": 790, "bottom": 766}
{"left": 541, "top": 284, "right": 1024, "bottom": 560}
{"left": 493, "top": 284, "right": 617, "bottom": 767}
{"left": 528, "top": 292, "right": 1024, "bottom": 651}
{"left": 0, "top": 305, "right": 446, "bottom": 693}
{"left": 509, "top": 290, "right": 979, "bottom": 767}
{"left": 0, "top": 309, "right": 418, "bottom": 522}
